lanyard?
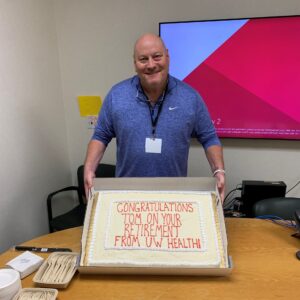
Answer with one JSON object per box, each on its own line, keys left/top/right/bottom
{"left": 147, "top": 95, "right": 165, "bottom": 138}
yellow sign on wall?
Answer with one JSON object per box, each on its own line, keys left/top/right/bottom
{"left": 77, "top": 96, "right": 102, "bottom": 117}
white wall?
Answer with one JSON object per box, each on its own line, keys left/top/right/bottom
{"left": 54, "top": 0, "right": 300, "bottom": 196}
{"left": 0, "top": 1, "right": 70, "bottom": 252}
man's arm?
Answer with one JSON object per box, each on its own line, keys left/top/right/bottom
{"left": 84, "top": 139, "right": 107, "bottom": 199}
{"left": 205, "top": 145, "right": 226, "bottom": 203}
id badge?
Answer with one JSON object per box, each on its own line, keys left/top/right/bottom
{"left": 145, "top": 137, "right": 162, "bottom": 153}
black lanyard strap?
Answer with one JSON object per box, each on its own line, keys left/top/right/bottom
{"left": 148, "top": 100, "right": 164, "bottom": 137}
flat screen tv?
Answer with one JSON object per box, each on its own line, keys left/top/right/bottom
{"left": 159, "top": 16, "right": 300, "bottom": 140}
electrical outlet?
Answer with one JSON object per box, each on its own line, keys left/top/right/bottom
{"left": 87, "top": 116, "right": 97, "bottom": 129}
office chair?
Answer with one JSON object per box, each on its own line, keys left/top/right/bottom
{"left": 47, "top": 163, "right": 115, "bottom": 232}
{"left": 252, "top": 197, "right": 300, "bottom": 220}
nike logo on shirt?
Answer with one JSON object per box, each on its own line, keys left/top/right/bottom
{"left": 168, "top": 106, "right": 178, "bottom": 111}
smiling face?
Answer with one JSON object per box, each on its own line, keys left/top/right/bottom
{"left": 134, "top": 34, "right": 169, "bottom": 94}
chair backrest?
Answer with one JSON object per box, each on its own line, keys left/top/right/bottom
{"left": 77, "top": 164, "right": 116, "bottom": 199}
{"left": 252, "top": 197, "right": 300, "bottom": 220}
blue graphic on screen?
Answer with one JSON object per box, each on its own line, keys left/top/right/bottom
{"left": 160, "top": 19, "right": 249, "bottom": 80}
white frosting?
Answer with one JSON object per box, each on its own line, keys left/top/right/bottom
{"left": 87, "top": 191, "right": 221, "bottom": 268}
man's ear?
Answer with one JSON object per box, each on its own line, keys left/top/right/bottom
{"left": 134, "top": 62, "right": 138, "bottom": 73}
{"left": 165, "top": 49, "right": 170, "bottom": 62}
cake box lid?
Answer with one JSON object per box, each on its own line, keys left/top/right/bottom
{"left": 79, "top": 177, "right": 232, "bottom": 276}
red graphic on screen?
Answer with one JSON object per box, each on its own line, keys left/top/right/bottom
{"left": 184, "top": 18, "right": 300, "bottom": 139}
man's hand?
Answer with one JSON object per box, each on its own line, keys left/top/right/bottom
{"left": 214, "top": 172, "right": 225, "bottom": 204}
{"left": 204, "top": 145, "right": 225, "bottom": 203}
{"left": 84, "top": 167, "right": 95, "bottom": 200}
{"left": 83, "top": 140, "right": 107, "bottom": 200}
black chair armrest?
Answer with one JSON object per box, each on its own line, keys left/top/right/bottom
{"left": 47, "top": 186, "right": 82, "bottom": 225}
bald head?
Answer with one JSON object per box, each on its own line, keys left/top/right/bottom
{"left": 134, "top": 33, "right": 167, "bottom": 60}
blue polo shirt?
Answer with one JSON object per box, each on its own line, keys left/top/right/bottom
{"left": 92, "top": 75, "right": 220, "bottom": 177}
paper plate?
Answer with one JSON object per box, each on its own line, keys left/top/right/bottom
{"left": 0, "top": 269, "right": 21, "bottom": 299}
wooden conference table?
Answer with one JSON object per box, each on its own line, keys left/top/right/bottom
{"left": 1, "top": 218, "right": 299, "bottom": 300}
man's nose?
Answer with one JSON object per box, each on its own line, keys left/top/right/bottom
{"left": 146, "top": 57, "right": 155, "bottom": 68}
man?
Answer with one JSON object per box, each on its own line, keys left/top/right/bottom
{"left": 84, "top": 33, "right": 225, "bottom": 201}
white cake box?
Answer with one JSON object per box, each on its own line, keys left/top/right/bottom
{"left": 79, "top": 177, "right": 232, "bottom": 276}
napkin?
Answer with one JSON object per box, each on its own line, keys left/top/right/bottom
{"left": 6, "top": 251, "right": 44, "bottom": 279}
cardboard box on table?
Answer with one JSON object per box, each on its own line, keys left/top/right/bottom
{"left": 79, "top": 177, "right": 232, "bottom": 276}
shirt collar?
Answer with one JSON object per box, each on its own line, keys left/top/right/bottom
{"left": 132, "top": 75, "right": 177, "bottom": 103}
